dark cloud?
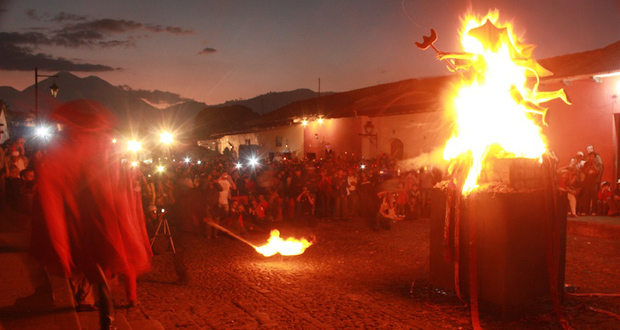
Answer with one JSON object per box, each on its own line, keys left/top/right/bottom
{"left": 61, "top": 18, "right": 194, "bottom": 36}
{"left": 147, "top": 25, "right": 194, "bottom": 35}
{"left": 61, "top": 18, "right": 143, "bottom": 34}
{"left": 52, "top": 12, "right": 87, "bottom": 22}
{"left": 0, "top": 0, "right": 7, "bottom": 22}
{"left": 0, "top": 33, "right": 116, "bottom": 72}
{"left": 25, "top": 9, "right": 43, "bottom": 20}
{"left": 198, "top": 47, "right": 217, "bottom": 55}
{"left": 1, "top": 11, "right": 194, "bottom": 71}
{"left": 0, "top": 31, "right": 52, "bottom": 45}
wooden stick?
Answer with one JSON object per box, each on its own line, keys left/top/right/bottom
{"left": 206, "top": 222, "right": 258, "bottom": 249}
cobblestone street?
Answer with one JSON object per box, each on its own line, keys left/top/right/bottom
{"left": 120, "top": 218, "right": 620, "bottom": 330}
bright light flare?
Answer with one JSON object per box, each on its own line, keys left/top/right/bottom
{"left": 156, "top": 165, "right": 165, "bottom": 173}
{"left": 360, "top": 164, "right": 366, "bottom": 169}
{"left": 235, "top": 163, "right": 242, "bottom": 169}
{"left": 128, "top": 140, "right": 142, "bottom": 152}
{"left": 184, "top": 157, "right": 191, "bottom": 163}
{"left": 318, "top": 117, "right": 324, "bottom": 124}
{"left": 160, "top": 131, "right": 173, "bottom": 144}
{"left": 112, "top": 138, "right": 117, "bottom": 144}
{"left": 248, "top": 157, "right": 258, "bottom": 167}
{"left": 255, "top": 230, "right": 312, "bottom": 257}
{"left": 35, "top": 126, "right": 52, "bottom": 139}
{"left": 131, "top": 161, "right": 138, "bottom": 167}
{"left": 301, "top": 119, "right": 308, "bottom": 126}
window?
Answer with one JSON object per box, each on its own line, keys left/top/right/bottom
{"left": 275, "top": 136, "right": 282, "bottom": 147}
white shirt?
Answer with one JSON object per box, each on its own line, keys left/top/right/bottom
{"left": 218, "top": 178, "right": 231, "bottom": 205}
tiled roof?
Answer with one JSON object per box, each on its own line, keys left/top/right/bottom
{"left": 539, "top": 40, "right": 620, "bottom": 80}
{"left": 214, "top": 40, "right": 620, "bottom": 136}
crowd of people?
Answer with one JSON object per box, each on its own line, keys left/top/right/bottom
{"left": 134, "top": 152, "right": 441, "bottom": 237}
{"left": 557, "top": 145, "right": 620, "bottom": 217}
{"left": 1, "top": 102, "right": 617, "bottom": 326}
{"left": 0, "top": 136, "right": 40, "bottom": 214}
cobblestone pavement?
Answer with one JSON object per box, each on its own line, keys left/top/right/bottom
{"left": 116, "top": 218, "right": 620, "bottom": 330}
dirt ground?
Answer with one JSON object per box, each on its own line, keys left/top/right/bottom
{"left": 115, "top": 217, "right": 620, "bottom": 330}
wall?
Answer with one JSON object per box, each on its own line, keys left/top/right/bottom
{"left": 543, "top": 75, "right": 620, "bottom": 183}
{"left": 365, "top": 111, "right": 452, "bottom": 161}
{"left": 256, "top": 125, "right": 304, "bottom": 159}
{"left": 303, "top": 117, "right": 363, "bottom": 159}
{"left": 217, "top": 124, "right": 304, "bottom": 160}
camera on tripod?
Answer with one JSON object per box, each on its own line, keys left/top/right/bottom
{"left": 150, "top": 207, "right": 176, "bottom": 254}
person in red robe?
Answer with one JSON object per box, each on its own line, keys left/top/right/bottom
{"left": 31, "top": 100, "right": 152, "bottom": 313}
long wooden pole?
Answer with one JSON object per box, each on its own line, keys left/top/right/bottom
{"left": 206, "top": 222, "right": 258, "bottom": 249}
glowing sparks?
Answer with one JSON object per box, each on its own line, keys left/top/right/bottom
{"left": 255, "top": 230, "right": 312, "bottom": 257}
{"left": 440, "top": 10, "right": 569, "bottom": 194}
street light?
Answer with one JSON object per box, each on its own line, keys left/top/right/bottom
{"left": 34, "top": 67, "right": 60, "bottom": 125}
{"left": 160, "top": 131, "right": 173, "bottom": 145}
{"left": 128, "top": 140, "right": 142, "bottom": 152}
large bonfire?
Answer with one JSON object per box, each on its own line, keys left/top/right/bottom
{"left": 436, "top": 10, "right": 571, "bottom": 194}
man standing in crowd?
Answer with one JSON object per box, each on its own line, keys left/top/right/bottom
{"left": 217, "top": 171, "right": 236, "bottom": 217}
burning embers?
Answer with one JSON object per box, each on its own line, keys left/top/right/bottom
{"left": 255, "top": 230, "right": 312, "bottom": 257}
{"left": 207, "top": 221, "right": 313, "bottom": 257}
{"left": 419, "top": 10, "right": 571, "bottom": 194}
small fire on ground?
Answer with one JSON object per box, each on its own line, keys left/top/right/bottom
{"left": 255, "top": 230, "right": 312, "bottom": 257}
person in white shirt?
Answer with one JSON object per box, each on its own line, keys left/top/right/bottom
{"left": 217, "top": 172, "right": 237, "bottom": 216}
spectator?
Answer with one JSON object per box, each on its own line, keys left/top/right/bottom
{"left": 296, "top": 186, "right": 315, "bottom": 227}
{"left": 407, "top": 184, "right": 421, "bottom": 220}
{"left": 346, "top": 169, "right": 359, "bottom": 217}
{"left": 596, "top": 181, "right": 612, "bottom": 216}
{"left": 579, "top": 152, "right": 601, "bottom": 215}
{"left": 395, "top": 182, "right": 407, "bottom": 218}
{"left": 557, "top": 166, "right": 581, "bottom": 218}
{"left": 18, "top": 169, "right": 36, "bottom": 213}
{"left": 358, "top": 171, "right": 375, "bottom": 221}
{"left": 7, "top": 147, "right": 28, "bottom": 176}
{"left": 586, "top": 145, "right": 604, "bottom": 183}
{"left": 608, "top": 180, "right": 620, "bottom": 216}
{"left": 375, "top": 191, "right": 397, "bottom": 230}
{"left": 267, "top": 187, "right": 283, "bottom": 222}
{"left": 217, "top": 171, "right": 237, "bottom": 216}
{"left": 332, "top": 169, "right": 348, "bottom": 220}
{"left": 316, "top": 168, "right": 333, "bottom": 220}
{"left": 419, "top": 167, "right": 433, "bottom": 217}
{"left": 287, "top": 167, "right": 304, "bottom": 222}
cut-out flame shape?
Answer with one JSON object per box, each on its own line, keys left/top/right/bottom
{"left": 439, "top": 10, "right": 570, "bottom": 194}
{"left": 255, "top": 230, "right": 312, "bottom": 257}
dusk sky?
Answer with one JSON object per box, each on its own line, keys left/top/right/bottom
{"left": 0, "top": 0, "right": 618, "bottom": 105}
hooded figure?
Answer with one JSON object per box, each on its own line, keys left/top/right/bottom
{"left": 31, "top": 100, "right": 151, "bottom": 306}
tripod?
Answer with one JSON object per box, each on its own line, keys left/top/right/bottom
{"left": 150, "top": 209, "right": 176, "bottom": 253}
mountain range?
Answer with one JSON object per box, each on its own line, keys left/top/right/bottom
{"left": 0, "top": 72, "right": 325, "bottom": 139}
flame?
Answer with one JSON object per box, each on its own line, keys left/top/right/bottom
{"left": 255, "top": 230, "right": 312, "bottom": 257}
{"left": 441, "top": 10, "right": 568, "bottom": 194}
